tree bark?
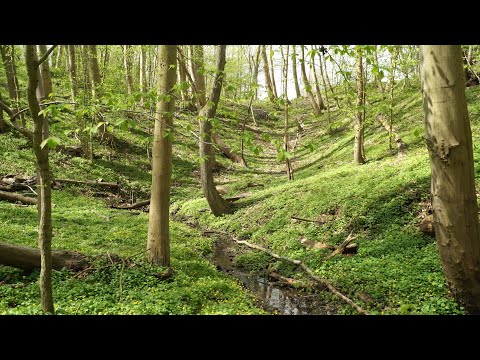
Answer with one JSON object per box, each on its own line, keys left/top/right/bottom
{"left": 311, "top": 47, "right": 326, "bottom": 110}
{"left": 139, "top": 45, "right": 147, "bottom": 105}
{"left": 0, "top": 45, "right": 23, "bottom": 125}
{"left": 300, "top": 46, "right": 321, "bottom": 116}
{"left": 123, "top": 45, "right": 134, "bottom": 95}
{"left": 25, "top": 45, "right": 54, "bottom": 314}
{"left": 320, "top": 47, "right": 340, "bottom": 109}
{"left": 373, "top": 45, "right": 385, "bottom": 96}
{"left": 281, "top": 45, "right": 293, "bottom": 180}
{"left": 199, "top": 46, "right": 231, "bottom": 216}
{"left": 261, "top": 45, "right": 276, "bottom": 103}
{"left": 292, "top": 45, "right": 301, "bottom": 99}
{"left": 269, "top": 45, "right": 278, "bottom": 98}
{"left": 354, "top": 46, "right": 365, "bottom": 165}
{"left": 0, "top": 241, "right": 89, "bottom": 271}
{"left": 147, "top": 45, "right": 176, "bottom": 267}
{"left": 388, "top": 46, "right": 399, "bottom": 151}
{"left": 87, "top": 45, "right": 102, "bottom": 98}
{"left": 420, "top": 45, "right": 480, "bottom": 314}
{"left": 211, "top": 133, "right": 246, "bottom": 166}
{"left": 38, "top": 45, "right": 53, "bottom": 99}
{"left": 317, "top": 46, "right": 331, "bottom": 128}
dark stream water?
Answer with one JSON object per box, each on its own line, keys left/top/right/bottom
{"left": 211, "top": 236, "right": 338, "bottom": 315}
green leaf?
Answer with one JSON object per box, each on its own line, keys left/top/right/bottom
{"left": 262, "top": 133, "right": 271, "bottom": 142}
{"left": 40, "top": 136, "right": 61, "bottom": 149}
{"left": 413, "top": 129, "right": 420, "bottom": 137}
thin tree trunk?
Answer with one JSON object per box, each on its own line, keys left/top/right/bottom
{"left": 140, "top": 45, "right": 147, "bottom": 105}
{"left": 320, "top": 47, "right": 340, "bottom": 109}
{"left": 25, "top": 45, "right": 54, "bottom": 314}
{"left": 292, "top": 45, "right": 301, "bottom": 99}
{"left": 388, "top": 46, "right": 399, "bottom": 151}
{"left": 251, "top": 45, "right": 261, "bottom": 100}
{"left": 147, "top": 45, "right": 176, "bottom": 267}
{"left": 354, "top": 46, "right": 365, "bottom": 165}
{"left": 38, "top": 45, "right": 53, "bottom": 98}
{"left": 261, "top": 45, "right": 276, "bottom": 103}
{"left": 123, "top": 45, "right": 134, "bottom": 95}
{"left": 269, "top": 45, "right": 278, "bottom": 98}
{"left": 54, "top": 45, "right": 62, "bottom": 68}
{"left": 281, "top": 45, "right": 293, "bottom": 180}
{"left": 317, "top": 46, "right": 331, "bottom": 129}
{"left": 198, "top": 45, "right": 231, "bottom": 216}
{"left": 0, "top": 45, "right": 22, "bottom": 124}
{"left": 300, "top": 46, "right": 321, "bottom": 116}
{"left": 67, "top": 45, "right": 89, "bottom": 160}
{"left": 373, "top": 45, "right": 385, "bottom": 96}
{"left": 311, "top": 47, "right": 326, "bottom": 110}
{"left": 420, "top": 45, "right": 480, "bottom": 314}
{"left": 0, "top": 93, "right": 8, "bottom": 133}
{"left": 87, "top": 45, "right": 101, "bottom": 98}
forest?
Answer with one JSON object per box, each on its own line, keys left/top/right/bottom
{"left": 0, "top": 44, "right": 479, "bottom": 315}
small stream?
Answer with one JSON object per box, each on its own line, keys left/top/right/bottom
{"left": 211, "top": 236, "right": 339, "bottom": 315}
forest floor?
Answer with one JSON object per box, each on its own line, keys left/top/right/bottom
{"left": 2, "top": 80, "right": 480, "bottom": 314}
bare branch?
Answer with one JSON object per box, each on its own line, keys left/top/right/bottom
{"left": 37, "top": 45, "right": 58, "bottom": 67}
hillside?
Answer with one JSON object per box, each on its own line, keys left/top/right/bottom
{"left": 1, "top": 45, "right": 480, "bottom": 315}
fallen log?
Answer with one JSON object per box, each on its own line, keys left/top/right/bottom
{"left": 111, "top": 199, "right": 150, "bottom": 210}
{"left": 325, "top": 231, "right": 356, "bottom": 260}
{"left": 54, "top": 178, "right": 119, "bottom": 190}
{"left": 0, "top": 241, "right": 89, "bottom": 271}
{"left": 212, "top": 133, "right": 247, "bottom": 167}
{"left": 231, "top": 236, "right": 368, "bottom": 315}
{"left": 225, "top": 192, "right": 252, "bottom": 202}
{"left": 268, "top": 271, "right": 313, "bottom": 289}
{"left": 0, "top": 190, "right": 37, "bottom": 205}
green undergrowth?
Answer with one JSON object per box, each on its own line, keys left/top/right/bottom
{"left": 2, "top": 79, "right": 480, "bottom": 315}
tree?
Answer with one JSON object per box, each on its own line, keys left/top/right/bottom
{"left": 269, "top": 45, "right": 278, "bottom": 98}
{"left": 419, "top": 45, "right": 480, "bottom": 314}
{"left": 38, "top": 45, "right": 53, "bottom": 99}
{"left": 316, "top": 46, "right": 331, "bottom": 129}
{"left": 146, "top": 45, "right": 177, "bottom": 267}
{"left": 123, "top": 45, "right": 134, "bottom": 95}
{"left": 139, "top": 45, "right": 147, "bottom": 105}
{"left": 354, "top": 46, "right": 365, "bottom": 165}
{"left": 198, "top": 45, "right": 232, "bottom": 216}
{"left": 281, "top": 45, "right": 293, "bottom": 180}
{"left": 300, "top": 45, "right": 321, "bottom": 116}
{"left": 388, "top": 45, "right": 399, "bottom": 151}
{"left": 87, "top": 45, "right": 102, "bottom": 98}
{"left": 291, "top": 45, "right": 301, "bottom": 99}
{"left": 0, "top": 45, "right": 22, "bottom": 124}
{"left": 261, "top": 45, "right": 276, "bottom": 103}
{"left": 26, "top": 45, "right": 55, "bottom": 313}
{"left": 310, "top": 47, "right": 326, "bottom": 111}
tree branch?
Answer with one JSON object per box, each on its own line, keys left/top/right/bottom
{"left": 0, "top": 99, "right": 33, "bottom": 141}
{"left": 37, "top": 45, "right": 58, "bottom": 67}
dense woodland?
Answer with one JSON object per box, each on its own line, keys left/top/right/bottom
{"left": 0, "top": 44, "right": 479, "bottom": 315}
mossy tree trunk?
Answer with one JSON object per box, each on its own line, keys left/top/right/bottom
{"left": 261, "top": 45, "right": 276, "bottom": 103}
{"left": 420, "top": 45, "right": 480, "bottom": 314}
{"left": 300, "top": 45, "right": 321, "bottom": 116}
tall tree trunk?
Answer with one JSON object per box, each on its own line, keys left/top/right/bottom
{"left": 139, "top": 45, "right": 147, "bottom": 105}
{"left": 317, "top": 46, "right": 331, "bottom": 129}
{"left": 25, "top": 45, "right": 54, "bottom": 314}
{"left": 87, "top": 45, "right": 101, "bottom": 98}
{"left": 292, "top": 45, "right": 301, "bottom": 99}
{"left": 320, "top": 47, "right": 340, "bottom": 109}
{"left": 269, "top": 45, "right": 278, "bottom": 98}
{"left": 54, "top": 45, "right": 62, "bottom": 68}
{"left": 192, "top": 46, "right": 207, "bottom": 108}
{"left": 373, "top": 45, "right": 385, "bottom": 96}
{"left": 123, "top": 45, "right": 134, "bottom": 95}
{"left": 281, "top": 45, "right": 293, "bottom": 180}
{"left": 147, "top": 45, "right": 176, "bottom": 267}
{"left": 38, "top": 45, "right": 53, "bottom": 99}
{"left": 251, "top": 45, "right": 261, "bottom": 100}
{"left": 199, "top": 45, "right": 231, "bottom": 216}
{"left": 388, "top": 46, "right": 399, "bottom": 151}
{"left": 354, "top": 46, "right": 365, "bottom": 165}
{"left": 311, "top": 48, "right": 326, "bottom": 110}
{"left": 420, "top": 45, "right": 480, "bottom": 314}
{"left": 0, "top": 93, "right": 7, "bottom": 133}
{"left": 0, "top": 45, "right": 22, "bottom": 124}
{"left": 261, "top": 45, "right": 276, "bottom": 103}
{"left": 300, "top": 46, "right": 321, "bottom": 116}
{"left": 67, "top": 45, "right": 90, "bottom": 160}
